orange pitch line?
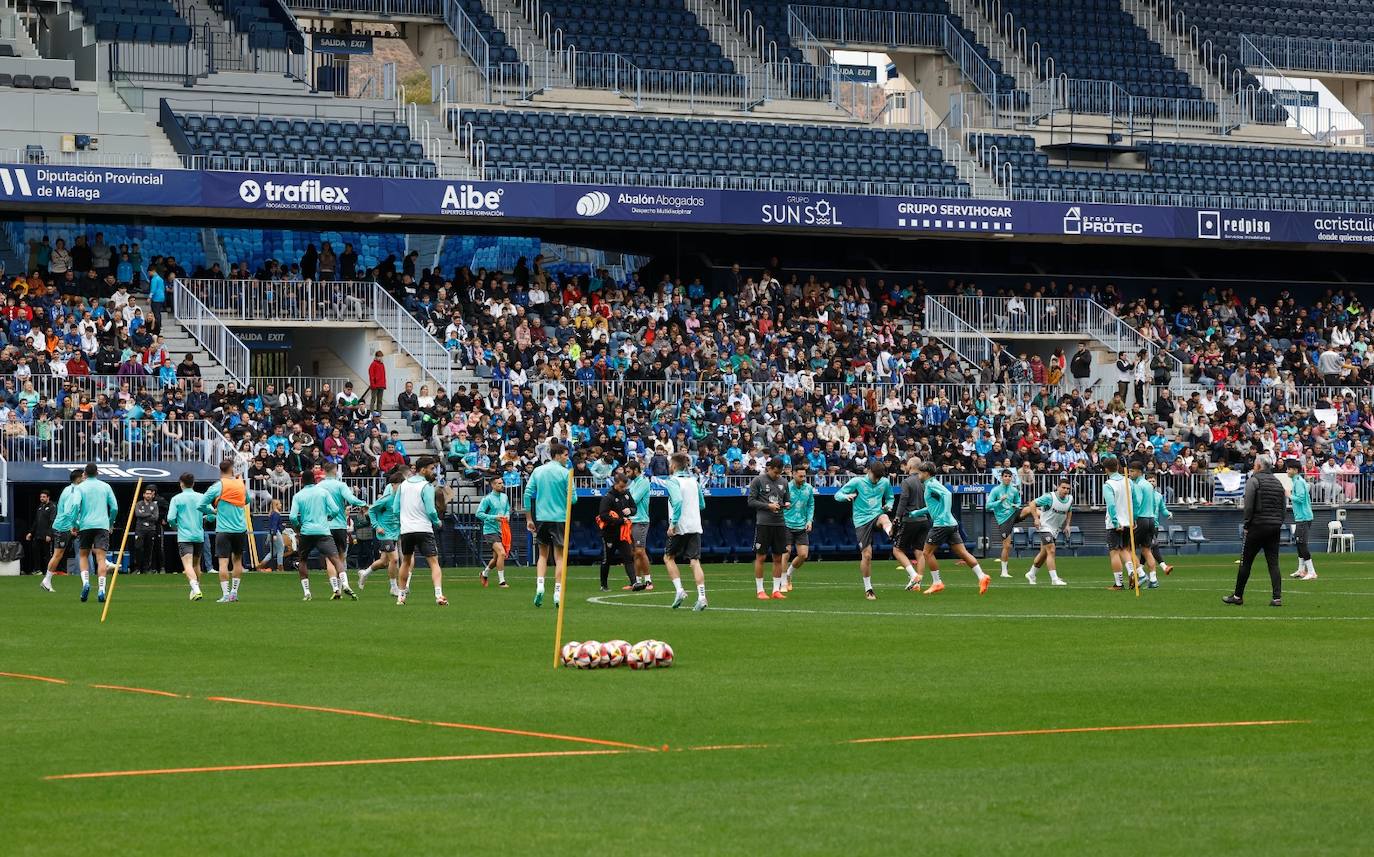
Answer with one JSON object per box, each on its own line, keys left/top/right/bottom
{"left": 850, "top": 719, "right": 1308, "bottom": 745}
{"left": 46, "top": 749, "right": 630, "bottom": 781}
{"left": 207, "top": 696, "right": 428, "bottom": 725}
{"left": 0, "top": 671, "right": 67, "bottom": 685}
{"left": 210, "top": 695, "right": 659, "bottom": 752}
{"left": 91, "top": 684, "right": 183, "bottom": 698}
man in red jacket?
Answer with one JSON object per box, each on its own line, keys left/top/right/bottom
{"left": 367, "top": 351, "right": 387, "bottom": 412}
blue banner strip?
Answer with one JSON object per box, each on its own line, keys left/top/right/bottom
{"left": 0, "top": 163, "right": 1369, "bottom": 246}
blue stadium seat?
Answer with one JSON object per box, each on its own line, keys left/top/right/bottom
{"left": 168, "top": 109, "right": 437, "bottom": 178}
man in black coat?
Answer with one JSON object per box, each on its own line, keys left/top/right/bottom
{"left": 1225, "top": 455, "right": 1287, "bottom": 607}
{"left": 597, "top": 472, "right": 643, "bottom": 593}
{"left": 26, "top": 490, "right": 56, "bottom": 574}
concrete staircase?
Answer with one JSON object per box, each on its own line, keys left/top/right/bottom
{"left": 480, "top": 0, "right": 551, "bottom": 63}
{"left": 158, "top": 312, "right": 240, "bottom": 390}
{"left": 949, "top": 0, "right": 1041, "bottom": 92}
{"left": 689, "top": 0, "right": 764, "bottom": 76}
{"left": 1119, "top": 0, "right": 1235, "bottom": 123}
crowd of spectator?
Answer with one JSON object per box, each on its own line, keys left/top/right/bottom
{"left": 0, "top": 233, "right": 418, "bottom": 505}
{"left": 380, "top": 259, "right": 1374, "bottom": 501}
{"left": 10, "top": 228, "right": 1374, "bottom": 507}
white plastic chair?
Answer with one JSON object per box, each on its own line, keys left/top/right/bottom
{"left": 1327, "top": 520, "right": 1354, "bottom": 553}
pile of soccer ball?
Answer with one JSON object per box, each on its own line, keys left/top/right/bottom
{"left": 561, "top": 639, "right": 674, "bottom": 670}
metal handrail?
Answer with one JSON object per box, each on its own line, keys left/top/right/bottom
{"left": 173, "top": 280, "right": 251, "bottom": 385}
{"left": 369, "top": 282, "right": 453, "bottom": 395}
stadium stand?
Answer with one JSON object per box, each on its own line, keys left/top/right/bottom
{"left": 1168, "top": 0, "right": 1374, "bottom": 70}
{"left": 969, "top": 132, "right": 1374, "bottom": 206}
{"left": 451, "top": 0, "right": 521, "bottom": 66}
{"left": 1001, "top": 0, "right": 1202, "bottom": 102}
{"left": 166, "top": 111, "right": 437, "bottom": 177}
{"left": 221, "top": 0, "right": 304, "bottom": 50}
{"left": 736, "top": 0, "right": 1015, "bottom": 93}
{"left": 220, "top": 229, "right": 405, "bottom": 277}
{"left": 455, "top": 108, "right": 965, "bottom": 191}
{"left": 77, "top": 0, "right": 193, "bottom": 44}
{"left": 537, "top": 0, "right": 734, "bottom": 76}
{"left": 9, "top": 213, "right": 1374, "bottom": 528}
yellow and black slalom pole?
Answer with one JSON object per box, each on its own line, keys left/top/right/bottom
{"left": 1125, "top": 475, "right": 1140, "bottom": 597}
{"left": 101, "top": 477, "right": 144, "bottom": 623}
{"left": 551, "top": 471, "right": 576, "bottom": 669}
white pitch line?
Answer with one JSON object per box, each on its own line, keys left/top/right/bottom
{"left": 584, "top": 591, "right": 1374, "bottom": 621}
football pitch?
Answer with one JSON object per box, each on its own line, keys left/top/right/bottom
{"left": 2, "top": 554, "right": 1371, "bottom": 856}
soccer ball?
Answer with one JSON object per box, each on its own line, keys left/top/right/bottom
{"left": 575, "top": 641, "right": 603, "bottom": 670}
{"left": 604, "top": 640, "right": 630, "bottom": 668}
{"left": 650, "top": 641, "right": 674, "bottom": 668}
{"left": 561, "top": 641, "right": 582, "bottom": 668}
{"left": 626, "top": 642, "right": 655, "bottom": 670}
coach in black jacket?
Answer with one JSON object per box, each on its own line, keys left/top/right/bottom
{"left": 1225, "top": 455, "right": 1287, "bottom": 607}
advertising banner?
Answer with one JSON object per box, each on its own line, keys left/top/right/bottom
{"left": 0, "top": 164, "right": 200, "bottom": 206}
{"left": 6, "top": 461, "right": 221, "bottom": 484}
{"left": 2, "top": 162, "right": 1373, "bottom": 248}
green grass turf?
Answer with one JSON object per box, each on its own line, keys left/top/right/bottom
{"left": 1, "top": 553, "right": 1371, "bottom": 856}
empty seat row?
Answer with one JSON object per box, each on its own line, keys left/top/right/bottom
{"left": 187, "top": 131, "right": 423, "bottom": 160}
{"left": 455, "top": 106, "right": 966, "bottom": 193}
{"left": 457, "top": 108, "right": 933, "bottom": 147}
{"left": 539, "top": 0, "right": 734, "bottom": 75}
{"left": 201, "top": 153, "right": 438, "bottom": 178}
{"left": 93, "top": 22, "right": 192, "bottom": 43}
{"left": 0, "top": 73, "right": 75, "bottom": 89}
{"left": 180, "top": 113, "right": 410, "bottom": 142}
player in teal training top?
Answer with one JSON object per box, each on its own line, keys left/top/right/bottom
{"left": 358, "top": 467, "right": 407, "bottom": 598}
{"left": 834, "top": 461, "right": 895, "bottom": 600}
{"left": 986, "top": 469, "right": 1026, "bottom": 580}
{"left": 73, "top": 462, "right": 119, "bottom": 604}
{"left": 1285, "top": 458, "right": 1316, "bottom": 580}
{"left": 320, "top": 461, "right": 367, "bottom": 595}
{"left": 39, "top": 468, "right": 84, "bottom": 594}
{"left": 1127, "top": 460, "right": 1161, "bottom": 589}
{"left": 782, "top": 462, "right": 816, "bottom": 591}
{"left": 1026, "top": 478, "right": 1072, "bottom": 586}
{"left": 289, "top": 471, "right": 345, "bottom": 601}
{"left": 166, "top": 473, "right": 209, "bottom": 601}
{"left": 1145, "top": 472, "right": 1175, "bottom": 578}
{"left": 524, "top": 442, "right": 571, "bottom": 608}
{"left": 625, "top": 459, "right": 654, "bottom": 590}
{"left": 475, "top": 473, "right": 512, "bottom": 588}
{"left": 911, "top": 461, "right": 991, "bottom": 596}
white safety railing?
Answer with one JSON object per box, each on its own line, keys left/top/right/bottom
{"left": 370, "top": 282, "right": 453, "bottom": 395}
{"left": 948, "top": 0, "right": 1038, "bottom": 90}
{"left": 251, "top": 474, "right": 385, "bottom": 513}
{"left": 0, "top": 419, "right": 229, "bottom": 465}
{"left": 0, "top": 454, "right": 6, "bottom": 518}
{"left": 1240, "top": 33, "right": 1374, "bottom": 77}
{"left": 20, "top": 374, "right": 176, "bottom": 402}
{"left": 173, "top": 280, "right": 251, "bottom": 385}
{"left": 922, "top": 294, "right": 998, "bottom": 368}
{"left": 180, "top": 278, "right": 373, "bottom": 322}
{"left": 925, "top": 295, "right": 1186, "bottom": 387}
{"left": 543, "top": 469, "right": 1374, "bottom": 508}
{"left": 717, "top": 0, "right": 780, "bottom": 66}
{"left": 1121, "top": 0, "right": 1228, "bottom": 107}
{"left": 788, "top": 5, "right": 944, "bottom": 49}
{"left": 7, "top": 373, "right": 360, "bottom": 404}
{"left": 286, "top": 0, "right": 443, "bottom": 16}
{"left": 250, "top": 376, "right": 355, "bottom": 397}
